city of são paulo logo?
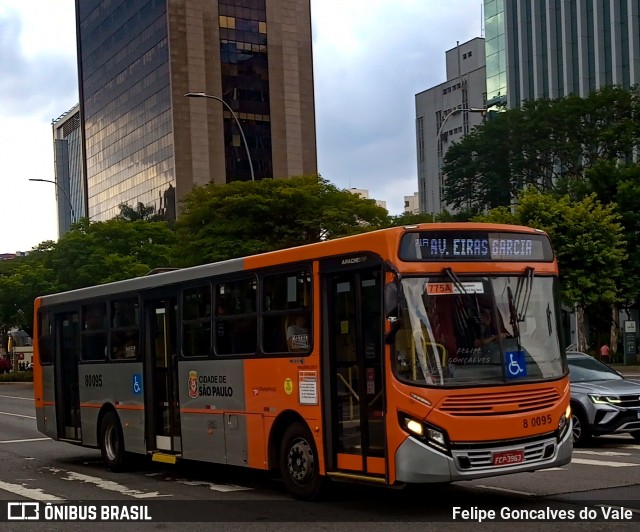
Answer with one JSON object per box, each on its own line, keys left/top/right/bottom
{"left": 187, "top": 370, "right": 233, "bottom": 399}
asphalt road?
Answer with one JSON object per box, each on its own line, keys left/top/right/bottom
{"left": 1, "top": 382, "right": 639, "bottom": 531}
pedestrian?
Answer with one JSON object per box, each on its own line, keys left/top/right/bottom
{"left": 599, "top": 343, "right": 610, "bottom": 363}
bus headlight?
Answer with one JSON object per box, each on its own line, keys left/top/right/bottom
{"left": 405, "top": 419, "right": 423, "bottom": 436}
{"left": 399, "top": 413, "right": 450, "bottom": 455}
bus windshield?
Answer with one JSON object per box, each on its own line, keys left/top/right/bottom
{"left": 393, "top": 275, "right": 566, "bottom": 387}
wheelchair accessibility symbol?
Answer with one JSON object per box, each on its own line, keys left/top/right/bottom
{"left": 133, "top": 374, "right": 143, "bottom": 394}
{"left": 505, "top": 351, "right": 527, "bottom": 379}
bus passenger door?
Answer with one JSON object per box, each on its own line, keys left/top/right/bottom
{"left": 145, "top": 296, "right": 181, "bottom": 453}
{"left": 55, "top": 312, "right": 81, "bottom": 441}
{"left": 322, "top": 263, "right": 386, "bottom": 479}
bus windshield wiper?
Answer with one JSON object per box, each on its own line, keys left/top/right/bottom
{"left": 514, "top": 266, "right": 534, "bottom": 322}
{"left": 444, "top": 267, "right": 484, "bottom": 353}
{"left": 443, "top": 267, "right": 480, "bottom": 320}
{"left": 507, "top": 285, "right": 522, "bottom": 351}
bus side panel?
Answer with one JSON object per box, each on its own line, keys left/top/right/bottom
{"left": 245, "top": 412, "right": 266, "bottom": 469}
{"left": 181, "top": 411, "right": 226, "bottom": 463}
{"left": 178, "top": 359, "right": 246, "bottom": 464}
{"left": 78, "top": 363, "right": 110, "bottom": 447}
{"left": 113, "top": 362, "right": 146, "bottom": 454}
{"left": 78, "top": 363, "right": 146, "bottom": 453}
{"left": 244, "top": 356, "right": 325, "bottom": 473}
{"left": 39, "top": 365, "right": 58, "bottom": 439}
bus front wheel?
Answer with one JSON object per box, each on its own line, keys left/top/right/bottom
{"left": 100, "top": 411, "right": 127, "bottom": 471}
{"left": 279, "top": 422, "right": 323, "bottom": 500}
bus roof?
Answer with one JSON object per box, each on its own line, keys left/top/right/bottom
{"left": 37, "top": 223, "right": 550, "bottom": 307}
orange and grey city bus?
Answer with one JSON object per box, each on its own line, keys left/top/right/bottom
{"left": 33, "top": 223, "right": 572, "bottom": 499}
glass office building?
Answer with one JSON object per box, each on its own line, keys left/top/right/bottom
{"left": 52, "top": 106, "right": 85, "bottom": 236}
{"left": 484, "top": 0, "right": 507, "bottom": 109}
{"left": 486, "top": 0, "right": 640, "bottom": 110}
{"left": 76, "top": 0, "right": 316, "bottom": 222}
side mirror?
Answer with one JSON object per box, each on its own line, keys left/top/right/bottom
{"left": 384, "top": 282, "right": 399, "bottom": 320}
{"left": 384, "top": 282, "right": 402, "bottom": 344}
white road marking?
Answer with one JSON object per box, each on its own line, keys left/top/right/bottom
{"left": 540, "top": 467, "right": 566, "bottom": 471}
{"left": 571, "top": 458, "right": 639, "bottom": 467}
{"left": 573, "top": 449, "right": 632, "bottom": 457}
{"left": 0, "top": 480, "right": 64, "bottom": 501}
{"left": 0, "top": 437, "right": 50, "bottom": 444}
{"left": 0, "top": 411, "right": 36, "bottom": 419}
{"left": 0, "top": 394, "right": 33, "bottom": 401}
{"left": 49, "top": 468, "right": 171, "bottom": 499}
{"left": 175, "top": 479, "right": 252, "bottom": 492}
{"left": 474, "top": 484, "right": 535, "bottom": 496}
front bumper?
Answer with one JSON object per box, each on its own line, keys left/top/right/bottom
{"left": 588, "top": 406, "right": 640, "bottom": 436}
{"left": 395, "top": 428, "right": 572, "bottom": 483}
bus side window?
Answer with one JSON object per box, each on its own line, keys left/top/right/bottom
{"left": 38, "top": 311, "right": 54, "bottom": 364}
{"left": 182, "top": 285, "right": 212, "bottom": 357}
{"left": 81, "top": 303, "right": 107, "bottom": 361}
{"left": 215, "top": 277, "right": 257, "bottom": 355}
{"left": 262, "top": 269, "right": 312, "bottom": 354}
{"left": 109, "top": 298, "right": 139, "bottom": 360}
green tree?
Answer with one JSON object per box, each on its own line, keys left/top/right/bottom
{"left": 174, "top": 175, "right": 389, "bottom": 266}
{"left": 475, "top": 189, "right": 627, "bottom": 351}
{"left": 387, "top": 212, "right": 435, "bottom": 226}
{"left": 442, "top": 85, "right": 640, "bottom": 212}
{"left": 44, "top": 219, "right": 177, "bottom": 291}
{"left": 0, "top": 249, "right": 58, "bottom": 337}
{"left": 115, "top": 202, "right": 164, "bottom": 222}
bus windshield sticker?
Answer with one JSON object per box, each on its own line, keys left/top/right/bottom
{"left": 426, "top": 282, "right": 484, "bottom": 295}
{"left": 298, "top": 370, "right": 318, "bottom": 405}
{"left": 505, "top": 351, "right": 527, "bottom": 379}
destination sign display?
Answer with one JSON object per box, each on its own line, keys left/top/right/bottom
{"left": 399, "top": 231, "right": 553, "bottom": 262}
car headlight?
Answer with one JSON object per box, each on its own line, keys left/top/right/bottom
{"left": 589, "top": 395, "right": 621, "bottom": 405}
{"left": 398, "top": 413, "right": 450, "bottom": 454}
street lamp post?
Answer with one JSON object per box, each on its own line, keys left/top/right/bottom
{"left": 184, "top": 92, "right": 255, "bottom": 182}
{"left": 433, "top": 107, "right": 485, "bottom": 220}
{"left": 29, "top": 178, "right": 76, "bottom": 223}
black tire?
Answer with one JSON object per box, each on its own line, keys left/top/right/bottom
{"left": 571, "top": 405, "right": 591, "bottom": 447}
{"left": 631, "top": 432, "right": 640, "bottom": 442}
{"left": 279, "top": 422, "right": 323, "bottom": 500}
{"left": 99, "top": 410, "right": 128, "bottom": 471}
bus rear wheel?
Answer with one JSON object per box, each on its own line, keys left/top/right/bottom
{"left": 100, "top": 411, "right": 127, "bottom": 471}
{"left": 279, "top": 422, "right": 323, "bottom": 500}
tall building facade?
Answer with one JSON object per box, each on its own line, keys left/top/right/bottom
{"left": 486, "top": 0, "right": 640, "bottom": 110}
{"left": 75, "top": 0, "right": 316, "bottom": 222}
{"left": 415, "top": 38, "right": 486, "bottom": 215}
{"left": 52, "top": 105, "right": 85, "bottom": 235}
{"left": 403, "top": 192, "right": 419, "bottom": 215}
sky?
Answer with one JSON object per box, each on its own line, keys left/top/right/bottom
{"left": 0, "top": 0, "right": 482, "bottom": 254}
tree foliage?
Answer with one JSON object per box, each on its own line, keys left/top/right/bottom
{"left": 115, "top": 202, "right": 165, "bottom": 222}
{"left": 442, "top": 85, "right": 640, "bottom": 214}
{"left": 477, "top": 189, "right": 626, "bottom": 308}
{"left": 474, "top": 188, "right": 627, "bottom": 350}
{"left": 576, "top": 161, "right": 640, "bottom": 307}
{"left": 0, "top": 220, "right": 177, "bottom": 334}
{"left": 44, "top": 219, "right": 177, "bottom": 291}
{"left": 174, "top": 175, "right": 389, "bottom": 266}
